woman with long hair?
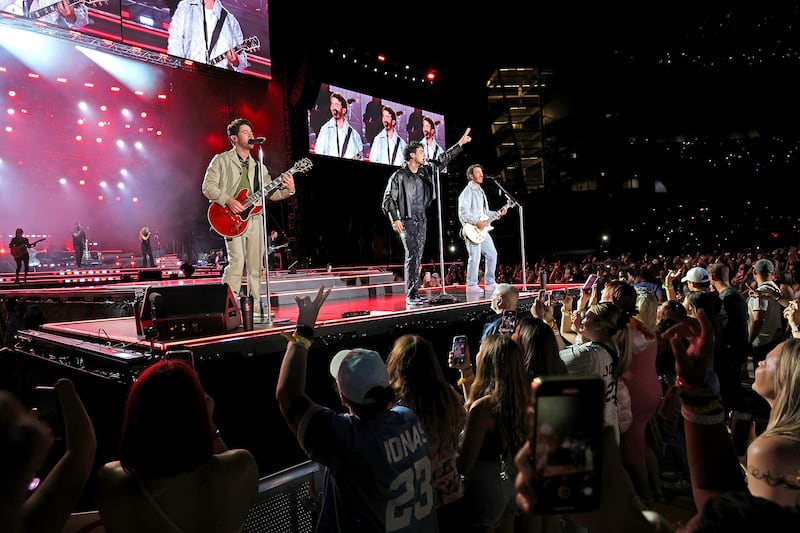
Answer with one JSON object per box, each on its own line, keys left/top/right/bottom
{"left": 386, "top": 334, "right": 466, "bottom": 525}
{"left": 454, "top": 334, "right": 529, "bottom": 532}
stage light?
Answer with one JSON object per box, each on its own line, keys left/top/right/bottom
{"left": 425, "top": 70, "right": 437, "bottom": 82}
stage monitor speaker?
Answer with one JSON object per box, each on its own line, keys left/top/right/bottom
{"left": 138, "top": 269, "right": 163, "bottom": 281}
{"left": 135, "top": 283, "right": 242, "bottom": 339}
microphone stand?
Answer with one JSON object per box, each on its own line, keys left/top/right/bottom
{"left": 492, "top": 179, "right": 528, "bottom": 291}
{"left": 257, "top": 144, "right": 274, "bottom": 326}
{"left": 428, "top": 161, "right": 458, "bottom": 304}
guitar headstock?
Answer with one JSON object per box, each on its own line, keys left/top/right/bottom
{"left": 84, "top": 0, "right": 109, "bottom": 6}
{"left": 291, "top": 157, "right": 313, "bottom": 174}
{"left": 241, "top": 36, "right": 260, "bottom": 53}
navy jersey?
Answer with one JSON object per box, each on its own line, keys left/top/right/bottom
{"left": 299, "top": 404, "right": 437, "bottom": 533}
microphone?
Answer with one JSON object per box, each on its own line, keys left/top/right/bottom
{"left": 484, "top": 174, "right": 501, "bottom": 180}
{"left": 248, "top": 137, "right": 266, "bottom": 145}
{"left": 149, "top": 292, "right": 163, "bottom": 305}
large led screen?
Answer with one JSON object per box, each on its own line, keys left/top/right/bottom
{"left": 308, "top": 83, "right": 446, "bottom": 167}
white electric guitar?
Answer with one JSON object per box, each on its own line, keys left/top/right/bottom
{"left": 462, "top": 199, "right": 516, "bottom": 245}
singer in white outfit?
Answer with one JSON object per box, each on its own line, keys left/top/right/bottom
{"left": 314, "top": 92, "right": 363, "bottom": 159}
{"left": 457, "top": 164, "right": 507, "bottom": 297}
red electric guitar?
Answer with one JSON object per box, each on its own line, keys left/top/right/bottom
{"left": 207, "top": 158, "right": 312, "bottom": 238}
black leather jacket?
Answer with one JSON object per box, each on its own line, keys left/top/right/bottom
{"left": 381, "top": 143, "right": 464, "bottom": 222}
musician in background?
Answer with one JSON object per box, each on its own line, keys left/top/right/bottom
{"left": 167, "top": 0, "right": 248, "bottom": 72}
{"left": 202, "top": 118, "right": 295, "bottom": 316}
{"left": 267, "top": 229, "right": 282, "bottom": 270}
{"left": 139, "top": 227, "right": 155, "bottom": 268}
{"left": 457, "top": 164, "right": 507, "bottom": 298}
{"left": 8, "top": 228, "right": 31, "bottom": 284}
{"left": 72, "top": 222, "right": 86, "bottom": 268}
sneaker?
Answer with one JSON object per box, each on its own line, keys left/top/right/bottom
{"left": 406, "top": 295, "right": 427, "bottom": 306}
{"left": 485, "top": 284, "right": 497, "bottom": 297}
{"left": 465, "top": 285, "right": 484, "bottom": 294}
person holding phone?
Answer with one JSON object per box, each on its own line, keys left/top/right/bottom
{"left": 0, "top": 378, "right": 96, "bottom": 533}
{"left": 457, "top": 163, "right": 508, "bottom": 298}
{"left": 482, "top": 284, "right": 527, "bottom": 339}
{"left": 451, "top": 334, "right": 530, "bottom": 532}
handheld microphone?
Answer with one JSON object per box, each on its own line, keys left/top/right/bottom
{"left": 484, "top": 174, "right": 501, "bottom": 180}
{"left": 248, "top": 137, "right": 266, "bottom": 145}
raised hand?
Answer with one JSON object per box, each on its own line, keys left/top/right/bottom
{"left": 295, "top": 286, "right": 331, "bottom": 327}
{"left": 661, "top": 308, "right": 714, "bottom": 389}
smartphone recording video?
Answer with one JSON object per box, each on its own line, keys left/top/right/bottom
{"left": 582, "top": 274, "right": 598, "bottom": 291}
{"left": 499, "top": 309, "right": 517, "bottom": 335}
{"left": 164, "top": 349, "right": 195, "bottom": 369}
{"left": 530, "top": 375, "right": 604, "bottom": 514}
{"left": 32, "top": 385, "right": 64, "bottom": 440}
{"left": 452, "top": 335, "right": 468, "bottom": 366}
{"left": 550, "top": 289, "right": 566, "bottom": 302}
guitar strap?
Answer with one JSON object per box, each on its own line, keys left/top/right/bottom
{"left": 208, "top": 8, "right": 228, "bottom": 56}
{"left": 390, "top": 138, "right": 401, "bottom": 164}
{"left": 340, "top": 126, "right": 353, "bottom": 157}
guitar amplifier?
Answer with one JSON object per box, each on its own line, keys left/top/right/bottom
{"left": 135, "top": 283, "right": 242, "bottom": 339}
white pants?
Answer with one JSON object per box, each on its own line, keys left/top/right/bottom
{"left": 222, "top": 214, "right": 264, "bottom": 304}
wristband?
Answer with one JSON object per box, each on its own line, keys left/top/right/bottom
{"left": 681, "top": 405, "right": 726, "bottom": 425}
{"left": 457, "top": 374, "right": 475, "bottom": 386}
{"left": 676, "top": 369, "right": 720, "bottom": 396}
{"left": 282, "top": 332, "right": 313, "bottom": 349}
{"left": 296, "top": 324, "right": 314, "bottom": 339}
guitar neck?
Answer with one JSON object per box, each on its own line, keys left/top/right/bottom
{"left": 209, "top": 41, "right": 247, "bottom": 65}
{"left": 240, "top": 159, "right": 309, "bottom": 209}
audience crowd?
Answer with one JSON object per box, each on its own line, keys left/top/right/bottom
{"left": 4, "top": 243, "right": 800, "bottom": 532}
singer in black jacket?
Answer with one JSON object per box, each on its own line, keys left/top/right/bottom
{"left": 381, "top": 128, "right": 471, "bottom": 306}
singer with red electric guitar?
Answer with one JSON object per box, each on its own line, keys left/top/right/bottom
{"left": 202, "top": 118, "right": 308, "bottom": 317}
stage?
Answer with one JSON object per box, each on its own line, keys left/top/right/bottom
{"left": 0, "top": 266, "right": 572, "bottom": 509}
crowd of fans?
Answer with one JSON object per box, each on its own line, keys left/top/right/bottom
{"left": 4, "top": 242, "right": 800, "bottom": 532}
